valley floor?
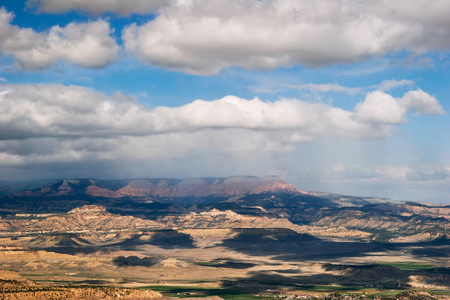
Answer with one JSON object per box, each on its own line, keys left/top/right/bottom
{"left": 0, "top": 228, "right": 448, "bottom": 299}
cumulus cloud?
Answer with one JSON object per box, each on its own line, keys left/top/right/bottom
{"left": 0, "top": 83, "right": 445, "bottom": 175}
{"left": 354, "top": 91, "right": 406, "bottom": 124}
{"left": 0, "top": 83, "right": 381, "bottom": 141}
{"left": 0, "top": 83, "right": 447, "bottom": 200}
{"left": 27, "top": 0, "right": 170, "bottom": 15}
{"left": 354, "top": 89, "right": 445, "bottom": 124}
{"left": 0, "top": 84, "right": 150, "bottom": 139}
{"left": 122, "top": 0, "right": 450, "bottom": 74}
{"left": 1, "top": 84, "right": 444, "bottom": 142}
{"left": 0, "top": 8, "right": 119, "bottom": 69}
{"left": 400, "top": 89, "right": 446, "bottom": 115}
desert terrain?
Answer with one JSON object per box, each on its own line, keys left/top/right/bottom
{"left": 0, "top": 177, "right": 448, "bottom": 299}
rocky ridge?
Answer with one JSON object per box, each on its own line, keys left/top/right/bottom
{"left": 3, "top": 176, "right": 449, "bottom": 242}
{"left": 0, "top": 278, "right": 162, "bottom": 300}
{"left": 0, "top": 205, "right": 162, "bottom": 235}
{"left": 17, "top": 176, "right": 296, "bottom": 199}
{"left": 159, "top": 209, "right": 371, "bottom": 238}
{"left": 0, "top": 205, "right": 373, "bottom": 239}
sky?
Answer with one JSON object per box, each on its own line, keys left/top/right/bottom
{"left": 0, "top": 0, "right": 448, "bottom": 203}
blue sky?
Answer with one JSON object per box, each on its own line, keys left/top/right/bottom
{"left": 0, "top": 0, "right": 448, "bottom": 203}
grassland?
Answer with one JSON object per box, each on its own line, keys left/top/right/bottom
{"left": 378, "top": 262, "right": 436, "bottom": 270}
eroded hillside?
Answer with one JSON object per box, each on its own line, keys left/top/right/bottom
{"left": 0, "top": 177, "right": 448, "bottom": 298}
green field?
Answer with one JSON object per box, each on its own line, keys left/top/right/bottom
{"left": 378, "top": 262, "right": 435, "bottom": 270}
{"left": 140, "top": 284, "right": 372, "bottom": 299}
{"left": 139, "top": 285, "right": 261, "bottom": 299}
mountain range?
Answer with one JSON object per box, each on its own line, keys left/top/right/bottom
{"left": 1, "top": 176, "right": 448, "bottom": 243}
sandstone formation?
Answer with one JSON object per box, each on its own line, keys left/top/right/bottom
{"left": 0, "top": 205, "right": 163, "bottom": 236}
{"left": 159, "top": 209, "right": 370, "bottom": 238}
{"left": 4, "top": 176, "right": 449, "bottom": 242}
{"left": 0, "top": 205, "right": 370, "bottom": 240}
{"left": 0, "top": 280, "right": 162, "bottom": 300}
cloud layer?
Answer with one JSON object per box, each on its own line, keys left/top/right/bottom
{"left": 0, "top": 8, "right": 118, "bottom": 69}
{"left": 286, "top": 83, "right": 361, "bottom": 95}
{"left": 3, "top": 1, "right": 449, "bottom": 73}
{"left": 122, "top": 0, "right": 450, "bottom": 74}
{"left": 0, "top": 83, "right": 444, "bottom": 166}
{"left": 330, "top": 164, "right": 450, "bottom": 182}
{"left": 27, "top": 0, "right": 169, "bottom": 15}
{"left": 2, "top": 83, "right": 441, "bottom": 141}
{"left": 354, "top": 90, "right": 444, "bottom": 124}
{"left": 0, "top": 82, "right": 446, "bottom": 201}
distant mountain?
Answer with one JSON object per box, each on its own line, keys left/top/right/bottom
{"left": 0, "top": 179, "right": 55, "bottom": 196}
{"left": 1, "top": 176, "right": 448, "bottom": 243}
{"left": 15, "top": 176, "right": 296, "bottom": 198}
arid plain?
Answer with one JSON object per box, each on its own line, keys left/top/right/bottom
{"left": 0, "top": 177, "right": 448, "bottom": 299}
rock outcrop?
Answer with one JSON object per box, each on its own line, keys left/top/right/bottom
{"left": 0, "top": 205, "right": 163, "bottom": 235}
{"left": 5, "top": 176, "right": 449, "bottom": 242}
{"left": 0, "top": 278, "right": 163, "bottom": 299}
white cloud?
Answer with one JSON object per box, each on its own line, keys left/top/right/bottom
{"left": 354, "top": 91, "right": 406, "bottom": 124}
{"left": 354, "top": 89, "right": 445, "bottom": 124}
{"left": 0, "top": 83, "right": 445, "bottom": 177}
{"left": 0, "top": 8, "right": 119, "bottom": 70}
{"left": 378, "top": 79, "right": 415, "bottom": 92}
{"left": 413, "top": 166, "right": 450, "bottom": 181}
{"left": 329, "top": 164, "right": 450, "bottom": 182}
{"left": 285, "top": 83, "right": 361, "bottom": 95}
{"left": 259, "top": 78, "right": 415, "bottom": 97}
{"left": 0, "top": 83, "right": 447, "bottom": 202}
{"left": 27, "top": 0, "right": 170, "bottom": 15}
{"left": 400, "top": 89, "right": 446, "bottom": 115}
{"left": 1, "top": 84, "right": 444, "bottom": 142}
{"left": 122, "top": 0, "right": 450, "bottom": 74}
{"left": 373, "top": 166, "right": 414, "bottom": 180}
{"left": 0, "top": 83, "right": 388, "bottom": 141}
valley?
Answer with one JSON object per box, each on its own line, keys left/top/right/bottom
{"left": 0, "top": 176, "right": 448, "bottom": 299}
